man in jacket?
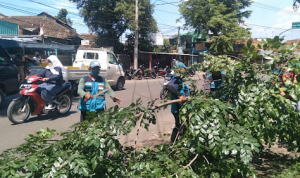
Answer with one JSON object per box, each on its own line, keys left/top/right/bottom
{"left": 166, "top": 61, "right": 190, "bottom": 142}
{"left": 77, "top": 61, "right": 122, "bottom": 121}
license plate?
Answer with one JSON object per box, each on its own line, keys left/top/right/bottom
{"left": 19, "top": 84, "right": 32, "bottom": 89}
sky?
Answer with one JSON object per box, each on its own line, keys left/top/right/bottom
{"left": 0, "top": 0, "right": 300, "bottom": 42}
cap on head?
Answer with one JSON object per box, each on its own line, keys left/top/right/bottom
{"left": 89, "top": 61, "right": 101, "bottom": 69}
{"left": 35, "top": 52, "right": 39, "bottom": 55}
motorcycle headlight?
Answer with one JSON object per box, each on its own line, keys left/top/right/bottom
{"left": 27, "top": 78, "right": 34, "bottom": 83}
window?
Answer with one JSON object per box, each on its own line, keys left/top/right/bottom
{"left": 108, "top": 53, "right": 117, "bottom": 64}
{"left": 83, "top": 52, "right": 97, "bottom": 59}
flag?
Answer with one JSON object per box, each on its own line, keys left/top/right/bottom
{"left": 39, "top": 23, "right": 44, "bottom": 40}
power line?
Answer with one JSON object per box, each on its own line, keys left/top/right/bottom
{"left": 154, "top": 1, "right": 181, "bottom": 5}
{"left": 153, "top": 0, "right": 181, "bottom": 6}
{"left": 155, "top": 8, "right": 181, "bottom": 15}
{"left": 252, "top": 2, "right": 300, "bottom": 16}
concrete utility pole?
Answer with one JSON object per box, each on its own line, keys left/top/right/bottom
{"left": 134, "top": 0, "right": 139, "bottom": 69}
{"left": 177, "top": 26, "right": 180, "bottom": 52}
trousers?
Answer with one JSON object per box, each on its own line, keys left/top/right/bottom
{"left": 17, "top": 66, "right": 25, "bottom": 82}
{"left": 37, "top": 83, "right": 62, "bottom": 103}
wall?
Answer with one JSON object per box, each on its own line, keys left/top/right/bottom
{"left": 0, "top": 20, "right": 18, "bottom": 35}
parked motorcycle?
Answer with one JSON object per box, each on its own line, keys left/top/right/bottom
{"left": 124, "top": 69, "right": 132, "bottom": 80}
{"left": 140, "top": 65, "right": 156, "bottom": 79}
{"left": 153, "top": 66, "right": 167, "bottom": 77}
{"left": 186, "top": 67, "right": 195, "bottom": 77}
{"left": 7, "top": 75, "right": 73, "bottom": 124}
{"left": 128, "top": 67, "right": 142, "bottom": 80}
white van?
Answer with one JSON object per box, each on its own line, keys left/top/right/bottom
{"left": 72, "top": 48, "right": 125, "bottom": 90}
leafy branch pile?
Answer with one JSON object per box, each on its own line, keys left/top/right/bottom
{"left": 1, "top": 38, "right": 300, "bottom": 177}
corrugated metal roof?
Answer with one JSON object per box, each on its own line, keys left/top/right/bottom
{"left": 0, "top": 20, "right": 18, "bottom": 35}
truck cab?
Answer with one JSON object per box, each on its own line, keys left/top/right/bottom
{"left": 72, "top": 48, "right": 125, "bottom": 90}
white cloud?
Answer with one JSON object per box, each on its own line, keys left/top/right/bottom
{"left": 272, "top": 6, "right": 300, "bottom": 29}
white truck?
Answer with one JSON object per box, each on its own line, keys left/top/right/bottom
{"left": 31, "top": 48, "right": 125, "bottom": 95}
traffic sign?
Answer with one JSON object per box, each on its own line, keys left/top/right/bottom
{"left": 292, "top": 22, "right": 300, "bottom": 29}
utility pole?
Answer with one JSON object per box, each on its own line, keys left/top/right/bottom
{"left": 134, "top": 0, "right": 139, "bottom": 69}
{"left": 177, "top": 26, "right": 180, "bottom": 53}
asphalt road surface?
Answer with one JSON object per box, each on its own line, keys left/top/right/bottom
{"left": 0, "top": 75, "right": 204, "bottom": 153}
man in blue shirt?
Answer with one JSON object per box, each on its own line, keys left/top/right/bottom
{"left": 166, "top": 61, "right": 190, "bottom": 142}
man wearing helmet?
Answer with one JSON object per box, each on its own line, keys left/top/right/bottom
{"left": 77, "top": 61, "right": 122, "bottom": 121}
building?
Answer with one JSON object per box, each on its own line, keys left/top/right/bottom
{"left": 79, "top": 33, "right": 98, "bottom": 48}
{"left": 169, "top": 32, "right": 210, "bottom": 56}
{"left": 0, "top": 12, "right": 81, "bottom": 45}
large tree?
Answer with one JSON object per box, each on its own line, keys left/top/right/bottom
{"left": 179, "top": 0, "right": 252, "bottom": 54}
{"left": 56, "top": 8, "right": 73, "bottom": 26}
{"left": 71, "top": 0, "right": 157, "bottom": 53}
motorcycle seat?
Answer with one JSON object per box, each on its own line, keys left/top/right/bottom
{"left": 54, "top": 82, "right": 71, "bottom": 97}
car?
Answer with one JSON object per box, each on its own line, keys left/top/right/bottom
{"left": 0, "top": 45, "right": 20, "bottom": 107}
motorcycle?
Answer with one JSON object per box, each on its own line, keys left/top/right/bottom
{"left": 131, "top": 67, "right": 143, "bottom": 80}
{"left": 124, "top": 69, "right": 132, "bottom": 80}
{"left": 153, "top": 66, "right": 166, "bottom": 77}
{"left": 186, "top": 67, "right": 195, "bottom": 77}
{"left": 7, "top": 75, "right": 73, "bottom": 124}
{"left": 160, "top": 72, "right": 173, "bottom": 100}
{"left": 140, "top": 65, "right": 156, "bottom": 79}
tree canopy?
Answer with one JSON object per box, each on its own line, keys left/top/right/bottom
{"left": 294, "top": 0, "right": 300, "bottom": 10}
{"left": 179, "top": 0, "right": 252, "bottom": 54}
{"left": 70, "top": 0, "right": 158, "bottom": 53}
{"left": 56, "top": 8, "right": 73, "bottom": 26}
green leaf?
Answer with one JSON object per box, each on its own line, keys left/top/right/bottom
{"left": 247, "top": 39, "right": 253, "bottom": 48}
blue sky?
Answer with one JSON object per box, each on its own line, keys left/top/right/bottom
{"left": 0, "top": 0, "right": 300, "bottom": 41}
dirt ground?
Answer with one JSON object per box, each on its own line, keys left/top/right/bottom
{"left": 253, "top": 142, "right": 300, "bottom": 177}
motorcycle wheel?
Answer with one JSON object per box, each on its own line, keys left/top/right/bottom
{"left": 125, "top": 75, "right": 132, "bottom": 80}
{"left": 151, "top": 73, "right": 156, "bottom": 79}
{"left": 138, "top": 74, "right": 142, "bottom": 80}
{"left": 56, "top": 94, "right": 72, "bottom": 115}
{"left": 8, "top": 99, "right": 30, "bottom": 124}
{"left": 160, "top": 88, "right": 169, "bottom": 100}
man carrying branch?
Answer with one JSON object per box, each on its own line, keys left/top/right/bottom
{"left": 165, "top": 62, "right": 190, "bottom": 142}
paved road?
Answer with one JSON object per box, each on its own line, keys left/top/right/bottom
{"left": 0, "top": 75, "right": 204, "bottom": 153}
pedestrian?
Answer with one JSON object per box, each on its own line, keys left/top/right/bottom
{"left": 165, "top": 61, "right": 190, "bottom": 142}
{"left": 14, "top": 50, "right": 25, "bottom": 83}
{"left": 77, "top": 61, "right": 122, "bottom": 121}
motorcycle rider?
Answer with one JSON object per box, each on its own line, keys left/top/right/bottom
{"left": 166, "top": 61, "right": 190, "bottom": 142}
{"left": 36, "top": 55, "right": 64, "bottom": 110}
{"left": 77, "top": 61, "right": 122, "bottom": 121}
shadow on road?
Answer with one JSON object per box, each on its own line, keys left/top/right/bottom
{"left": 10, "top": 111, "right": 78, "bottom": 125}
